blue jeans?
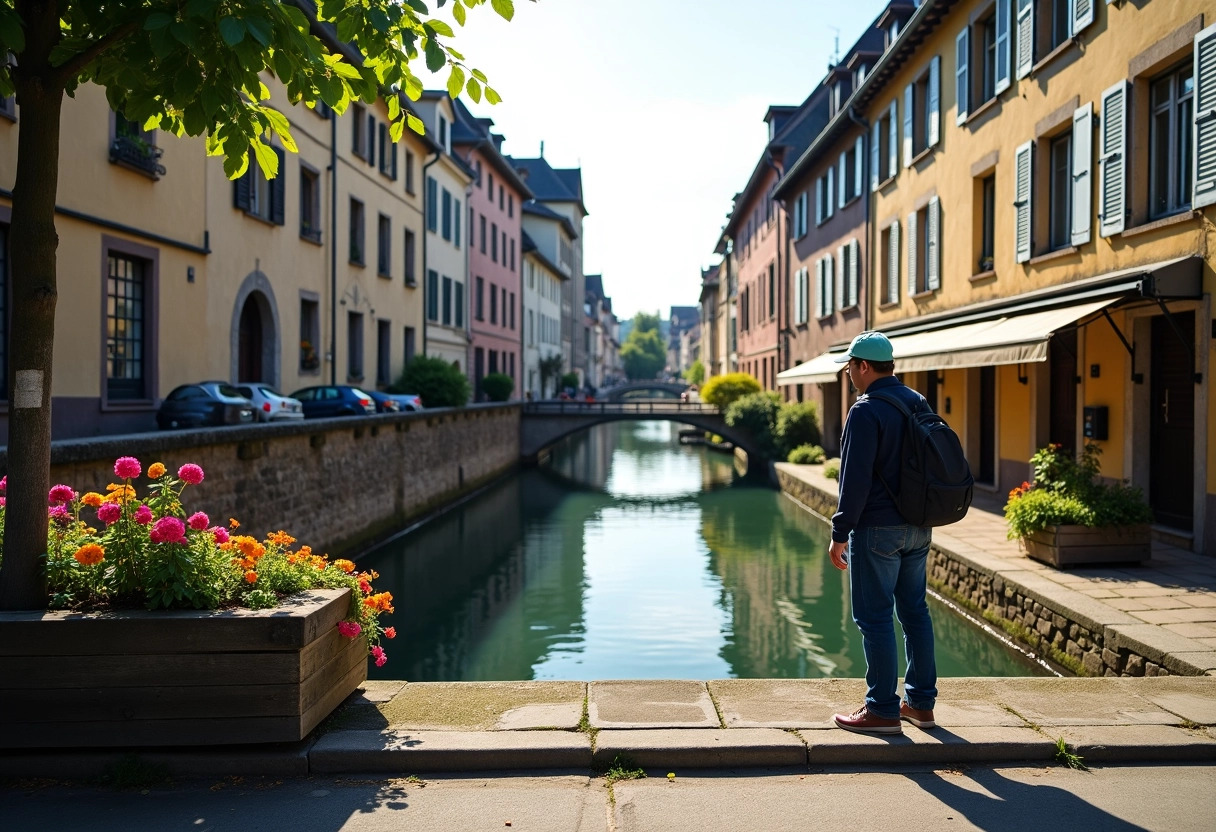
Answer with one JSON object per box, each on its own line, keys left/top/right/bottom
{"left": 848, "top": 525, "right": 937, "bottom": 719}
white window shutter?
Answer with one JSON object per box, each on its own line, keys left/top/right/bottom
{"left": 816, "top": 258, "right": 825, "bottom": 318}
{"left": 1014, "top": 139, "right": 1033, "bottom": 262}
{"left": 849, "top": 239, "right": 860, "bottom": 306}
{"left": 995, "top": 0, "right": 1012, "bottom": 94}
{"left": 1071, "top": 102, "right": 1093, "bottom": 246}
{"left": 1016, "top": 0, "right": 1034, "bottom": 80}
{"left": 855, "top": 136, "right": 864, "bottom": 197}
{"left": 1073, "top": 0, "right": 1093, "bottom": 35}
{"left": 1098, "top": 81, "right": 1127, "bottom": 236}
{"left": 827, "top": 167, "right": 835, "bottom": 218}
{"left": 815, "top": 177, "right": 823, "bottom": 224}
{"left": 838, "top": 152, "right": 847, "bottom": 208}
{"left": 903, "top": 84, "right": 915, "bottom": 167}
{"left": 926, "top": 197, "right": 941, "bottom": 291}
{"left": 928, "top": 55, "right": 941, "bottom": 147}
{"left": 907, "top": 210, "right": 918, "bottom": 295}
{"left": 871, "top": 119, "right": 882, "bottom": 191}
{"left": 834, "top": 249, "right": 844, "bottom": 312}
{"left": 793, "top": 195, "right": 801, "bottom": 238}
{"left": 1193, "top": 23, "right": 1216, "bottom": 209}
{"left": 802, "top": 268, "right": 810, "bottom": 323}
{"left": 888, "top": 219, "right": 901, "bottom": 304}
{"left": 888, "top": 99, "right": 899, "bottom": 178}
{"left": 956, "top": 28, "right": 970, "bottom": 125}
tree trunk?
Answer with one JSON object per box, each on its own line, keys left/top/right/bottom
{"left": 0, "top": 1, "right": 64, "bottom": 610}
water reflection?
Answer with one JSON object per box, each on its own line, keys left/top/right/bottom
{"left": 362, "top": 421, "right": 1047, "bottom": 681}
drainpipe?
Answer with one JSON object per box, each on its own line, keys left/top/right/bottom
{"left": 329, "top": 109, "right": 338, "bottom": 385}
{"left": 763, "top": 152, "right": 784, "bottom": 387}
{"left": 421, "top": 151, "right": 441, "bottom": 356}
{"left": 847, "top": 106, "right": 871, "bottom": 331}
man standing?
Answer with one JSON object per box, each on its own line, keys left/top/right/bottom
{"left": 828, "top": 331, "right": 937, "bottom": 735}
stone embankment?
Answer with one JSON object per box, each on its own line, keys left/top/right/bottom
{"left": 775, "top": 463, "right": 1216, "bottom": 679}
{"left": 0, "top": 404, "right": 521, "bottom": 558}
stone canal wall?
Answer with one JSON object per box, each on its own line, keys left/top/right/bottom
{"left": 1, "top": 404, "right": 521, "bottom": 559}
{"left": 775, "top": 464, "right": 1208, "bottom": 678}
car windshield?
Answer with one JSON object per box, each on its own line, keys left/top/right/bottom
{"left": 216, "top": 384, "right": 243, "bottom": 398}
{"left": 349, "top": 388, "right": 371, "bottom": 399}
{"left": 258, "top": 387, "right": 284, "bottom": 398}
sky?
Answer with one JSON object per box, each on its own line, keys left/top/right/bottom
{"left": 422, "top": 0, "right": 891, "bottom": 321}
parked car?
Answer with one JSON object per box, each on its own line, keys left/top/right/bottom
{"left": 157, "top": 382, "right": 255, "bottom": 430}
{"left": 365, "top": 391, "right": 402, "bottom": 414}
{"left": 235, "top": 383, "right": 304, "bottom": 422}
{"left": 383, "top": 393, "right": 424, "bottom": 412}
{"left": 289, "top": 385, "right": 376, "bottom": 418}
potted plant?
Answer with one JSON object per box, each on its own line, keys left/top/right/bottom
{"left": 1004, "top": 443, "right": 1153, "bottom": 568}
{"left": 0, "top": 457, "right": 395, "bottom": 749}
{"left": 300, "top": 339, "right": 320, "bottom": 371}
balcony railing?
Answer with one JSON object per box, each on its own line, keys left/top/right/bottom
{"left": 109, "top": 135, "right": 166, "bottom": 179}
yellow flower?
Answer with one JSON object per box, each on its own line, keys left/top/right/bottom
{"left": 267, "top": 530, "right": 296, "bottom": 547}
{"left": 73, "top": 543, "right": 105, "bottom": 566}
{"left": 333, "top": 559, "right": 356, "bottom": 574}
{"left": 148, "top": 462, "right": 166, "bottom": 479}
{"left": 81, "top": 492, "right": 104, "bottom": 508}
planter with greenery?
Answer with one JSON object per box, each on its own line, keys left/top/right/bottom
{"left": 391, "top": 355, "right": 471, "bottom": 408}
{"left": 1004, "top": 443, "right": 1153, "bottom": 568}
{"left": 481, "top": 372, "right": 514, "bottom": 402}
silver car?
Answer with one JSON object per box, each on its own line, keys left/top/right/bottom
{"left": 236, "top": 383, "right": 305, "bottom": 422}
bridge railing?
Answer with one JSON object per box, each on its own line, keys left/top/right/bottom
{"left": 522, "top": 401, "right": 719, "bottom": 416}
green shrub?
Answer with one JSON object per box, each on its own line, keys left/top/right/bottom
{"left": 390, "top": 355, "right": 470, "bottom": 408}
{"left": 725, "top": 391, "right": 781, "bottom": 458}
{"left": 823, "top": 458, "right": 841, "bottom": 479}
{"left": 481, "top": 372, "right": 514, "bottom": 402}
{"left": 683, "top": 359, "right": 705, "bottom": 386}
{"left": 776, "top": 401, "right": 821, "bottom": 456}
{"left": 560, "top": 371, "right": 580, "bottom": 391}
{"left": 787, "top": 444, "right": 826, "bottom": 465}
{"left": 701, "top": 372, "right": 761, "bottom": 410}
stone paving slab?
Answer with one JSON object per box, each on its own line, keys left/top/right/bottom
{"left": 804, "top": 726, "right": 1054, "bottom": 765}
{"left": 309, "top": 729, "right": 592, "bottom": 773}
{"left": 588, "top": 681, "right": 718, "bottom": 729}
{"left": 708, "top": 679, "right": 863, "bottom": 729}
{"left": 1055, "top": 725, "right": 1216, "bottom": 762}
{"left": 593, "top": 729, "right": 806, "bottom": 769}
{"left": 372, "top": 681, "right": 587, "bottom": 731}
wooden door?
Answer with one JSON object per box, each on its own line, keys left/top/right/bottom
{"left": 238, "top": 296, "right": 262, "bottom": 382}
{"left": 1150, "top": 311, "right": 1194, "bottom": 530}
{"left": 978, "top": 366, "right": 996, "bottom": 485}
{"left": 1049, "top": 329, "right": 1077, "bottom": 452}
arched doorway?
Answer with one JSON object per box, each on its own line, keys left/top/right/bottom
{"left": 238, "top": 295, "right": 264, "bottom": 382}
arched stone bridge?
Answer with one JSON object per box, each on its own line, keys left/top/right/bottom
{"left": 599, "top": 381, "right": 690, "bottom": 402}
{"left": 520, "top": 401, "right": 763, "bottom": 463}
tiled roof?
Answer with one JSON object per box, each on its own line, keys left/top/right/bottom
{"left": 510, "top": 156, "right": 589, "bottom": 215}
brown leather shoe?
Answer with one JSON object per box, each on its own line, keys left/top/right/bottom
{"left": 900, "top": 702, "right": 936, "bottom": 729}
{"left": 833, "top": 706, "right": 902, "bottom": 735}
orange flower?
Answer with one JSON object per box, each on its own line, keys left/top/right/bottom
{"left": 229, "top": 517, "right": 240, "bottom": 529}
{"left": 244, "top": 570, "right": 258, "bottom": 583}
{"left": 73, "top": 543, "right": 105, "bottom": 566}
{"left": 81, "top": 492, "right": 104, "bottom": 508}
{"left": 362, "top": 592, "right": 394, "bottom": 613}
{"left": 147, "top": 462, "right": 166, "bottom": 479}
{"left": 103, "top": 484, "right": 136, "bottom": 504}
{"left": 232, "top": 535, "right": 266, "bottom": 561}
{"left": 267, "top": 530, "right": 296, "bottom": 547}
{"left": 333, "top": 559, "right": 356, "bottom": 574}
{"left": 308, "top": 555, "right": 327, "bottom": 570}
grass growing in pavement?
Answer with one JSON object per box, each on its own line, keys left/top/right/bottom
{"left": 578, "top": 695, "right": 600, "bottom": 749}
{"left": 604, "top": 755, "right": 646, "bottom": 785}
{"left": 1054, "top": 737, "right": 1089, "bottom": 771}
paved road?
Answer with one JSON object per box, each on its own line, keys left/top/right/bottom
{"left": 2, "top": 764, "right": 1214, "bottom": 831}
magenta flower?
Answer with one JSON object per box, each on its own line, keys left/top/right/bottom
{"left": 371, "top": 645, "right": 387, "bottom": 667}
{"left": 211, "top": 526, "right": 230, "bottom": 544}
{"left": 188, "top": 511, "right": 210, "bottom": 531}
{"left": 177, "top": 464, "right": 204, "bottom": 485}
{"left": 114, "top": 457, "right": 141, "bottom": 479}
{"left": 97, "top": 503, "right": 122, "bottom": 525}
{"left": 134, "top": 504, "right": 154, "bottom": 525}
{"left": 48, "top": 484, "right": 76, "bottom": 505}
{"left": 48, "top": 504, "right": 71, "bottom": 525}
{"left": 149, "top": 516, "right": 186, "bottom": 544}
{"left": 0, "top": 475, "right": 6, "bottom": 492}
{"left": 338, "top": 621, "right": 362, "bottom": 639}
{"left": 0, "top": 496, "right": 6, "bottom": 507}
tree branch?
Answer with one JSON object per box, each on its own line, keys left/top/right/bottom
{"left": 53, "top": 19, "right": 141, "bottom": 84}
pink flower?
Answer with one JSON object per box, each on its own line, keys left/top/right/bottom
{"left": 177, "top": 464, "right": 204, "bottom": 485}
{"left": 48, "top": 483, "right": 77, "bottom": 505}
{"left": 97, "top": 503, "right": 122, "bottom": 525}
{"left": 0, "top": 475, "right": 6, "bottom": 492}
{"left": 48, "top": 504, "right": 71, "bottom": 525}
{"left": 134, "top": 504, "right": 154, "bottom": 525}
{"left": 114, "top": 457, "right": 141, "bottom": 479}
{"left": 338, "top": 621, "right": 362, "bottom": 639}
{"left": 211, "top": 526, "right": 230, "bottom": 544}
{"left": 371, "top": 645, "right": 387, "bottom": 667}
{"left": 0, "top": 496, "right": 6, "bottom": 508}
{"left": 149, "top": 516, "right": 186, "bottom": 544}
{"left": 188, "top": 511, "right": 210, "bottom": 531}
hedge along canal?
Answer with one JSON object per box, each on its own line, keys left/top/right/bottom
{"left": 360, "top": 421, "right": 1051, "bottom": 681}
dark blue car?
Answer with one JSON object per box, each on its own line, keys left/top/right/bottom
{"left": 288, "top": 385, "right": 376, "bottom": 418}
{"left": 156, "top": 382, "right": 255, "bottom": 430}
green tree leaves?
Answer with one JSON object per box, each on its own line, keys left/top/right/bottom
{"left": 621, "top": 313, "right": 668, "bottom": 381}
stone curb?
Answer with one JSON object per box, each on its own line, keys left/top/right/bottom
{"left": 0, "top": 742, "right": 313, "bottom": 780}
{"left": 592, "top": 729, "right": 807, "bottom": 769}
{"left": 308, "top": 729, "right": 592, "bottom": 773}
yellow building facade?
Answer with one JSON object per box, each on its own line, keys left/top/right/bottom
{"left": 846, "top": 0, "right": 1215, "bottom": 553}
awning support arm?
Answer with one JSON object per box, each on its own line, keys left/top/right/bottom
{"left": 1153, "top": 298, "right": 1202, "bottom": 384}
{"left": 1101, "top": 309, "right": 1143, "bottom": 384}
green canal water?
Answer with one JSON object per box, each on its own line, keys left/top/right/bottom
{"left": 363, "top": 421, "right": 1049, "bottom": 681}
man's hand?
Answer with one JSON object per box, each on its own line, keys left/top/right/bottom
{"left": 829, "top": 540, "right": 848, "bottom": 571}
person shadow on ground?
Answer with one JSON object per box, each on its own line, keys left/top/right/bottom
{"left": 905, "top": 765, "right": 1149, "bottom": 832}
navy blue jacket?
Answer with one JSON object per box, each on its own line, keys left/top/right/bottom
{"left": 831, "top": 375, "right": 929, "bottom": 543}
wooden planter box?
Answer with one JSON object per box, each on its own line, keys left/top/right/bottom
{"left": 0, "top": 588, "right": 366, "bottom": 749}
{"left": 1023, "top": 524, "right": 1151, "bottom": 568}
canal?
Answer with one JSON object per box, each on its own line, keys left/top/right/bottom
{"left": 363, "top": 421, "right": 1049, "bottom": 681}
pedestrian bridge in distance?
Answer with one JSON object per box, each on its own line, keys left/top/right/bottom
{"left": 600, "top": 381, "right": 689, "bottom": 402}
{"left": 520, "top": 401, "right": 762, "bottom": 463}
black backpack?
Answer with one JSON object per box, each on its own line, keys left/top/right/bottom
{"left": 865, "top": 389, "right": 974, "bottom": 527}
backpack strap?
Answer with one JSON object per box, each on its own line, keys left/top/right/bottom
{"left": 861, "top": 389, "right": 914, "bottom": 504}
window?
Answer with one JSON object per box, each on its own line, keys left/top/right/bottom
{"left": 438, "top": 115, "right": 448, "bottom": 151}
{"left": 488, "top": 173, "right": 495, "bottom": 199}
{"left": 441, "top": 188, "right": 452, "bottom": 241}
{"left": 475, "top": 160, "right": 483, "bottom": 186}
{"left": 110, "top": 113, "right": 163, "bottom": 178}
{"left": 966, "top": 1, "right": 1013, "bottom": 108}
{"left": 502, "top": 231, "right": 507, "bottom": 264}
{"left": 377, "top": 213, "right": 392, "bottom": 276}
{"left": 476, "top": 276, "right": 485, "bottom": 320}
{"left": 376, "top": 319, "right": 392, "bottom": 386}
{"left": 510, "top": 238, "right": 515, "bottom": 271}
{"left": 815, "top": 168, "right": 835, "bottom": 224}
{"left": 106, "top": 253, "right": 148, "bottom": 400}
{"left": 1048, "top": 132, "right": 1072, "bottom": 250}
{"left": 768, "top": 263, "right": 775, "bottom": 319}
{"left": 426, "top": 177, "right": 438, "bottom": 232}
{"left": 871, "top": 100, "right": 897, "bottom": 188}
{"left": 404, "top": 229, "right": 417, "bottom": 285}
{"left": 881, "top": 219, "right": 901, "bottom": 305}
{"left": 491, "top": 222, "right": 498, "bottom": 262}
{"left": 347, "top": 312, "right": 364, "bottom": 380}
{"left": 300, "top": 297, "right": 320, "bottom": 373}
{"left": 792, "top": 191, "right": 808, "bottom": 238}
{"left": 979, "top": 173, "right": 996, "bottom": 270}
{"left": 233, "top": 147, "right": 285, "bottom": 224}
{"left": 300, "top": 168, "right": 321, "bottom": 242}
{"left": 838, "top": 136, "right": 863, "bottom": 206}
{"left": 903, "top": 57, "right": 941, "bottom": 165}
{"left": 1149, "top": 62, "right": 1194, "bottom": 219}
{"left": 442, "top": 276, "right": 452, "bottom": 325}
{"left": 838, "top": 239, "right": 859, "bottom": 309}
{"left": 427, "top": 270, "right": 439, "bottom": 321}
{"left": 509, "top": 292, "right": 516, "bottom": 330}
{"left": 404, "top": 150, "right": 415, "bottom": 193}
{"left": 454, "top": 198, "right": 462, "bottom": 248}
{"left": 907, "top": 197, "right": 941, "bottom": 295}
{"left": 508, "top": 194, "right": 514, "bottom": 217}
{"left": 378, "top": 122, "right": 388, "bottom": 174}
{"left": 403, "top": 326, "right": 416, "bottom": 366}
{"left": 349, "top": 198, "right": 365, "bottom": 265}
{"left": 455, "top": 281, "right": 464, "bottom": 328}
{"left": 479, "top": 214, "right": 487, "bottom": 253}
{"left": 0, "top": 94, "right": 16, "bottom": 121}
{"left": 815, "top": 255, "right": 834, "bottom": 319}
{"left": 490, "top": 281, "right": 498, "bottom": 324}
{"left": 352, "top": 104, "right": 368, "bottom": 158}
{"left": 499, "top": 186, "right": 505, "bottom": 212}
{"left": 793, "top": 266, "right": 809, "bottom": 324}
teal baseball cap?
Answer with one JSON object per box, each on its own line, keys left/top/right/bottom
{"left": 833, "top": 330, "right": 894, "bottom": 362}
